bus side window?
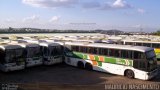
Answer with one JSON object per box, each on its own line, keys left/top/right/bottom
{"left": 134, "top": 51, "right": 139, "bottom": 59}
{"left": 51, "top": 46, "right": 55, "bottom": 55}
{"left": 40, "top": 46, "right": 43, "bottom": 55}
{"left": 126, "top": 42, "right": 132, "bottom": 45}
{"left": 136, "top": 43, "right": 142, "bottom": 46}
{"left": 134, "top": 60, "right": 146, "bottom": 71}
{"left": 57, "top": 46, "right": 62, "bottom": 55}
{"left": 115, "top": 49, "right": 121, "bottom": 57}
{"left": 121, "top": 50, "right": 132, "bottom": 59}
{"left": 99, "top": 48, "right": 103, "bottom": 55}
{"left": 80, "top": 46, "right": 87, "bottom": 53}
{"left": 125, "top": 42, "right": 129, "bottom": 45}
{"left": 84, "top": 47, "right": 87, "bottom": 53}
{"left": 55, "top": 46, "right": 59, "bottom": 55}
{"left": 73, "top": 46, "right": 79, "bottom": 52}
{"left": 143, "top": 43, "right": 151, "bottom": 47}
{"left": 127, "top": 51, "right": 132, "bottom": 59}
{"left": 60, "top": 45, "right": 64, "bottom": 52}
{"left": 88, "top": 47, "right": 93, "bottom": 54}
{"left": 152, "top": 43, "right": 155, "bottom": 48}
{"left": 44, "top": 47, "right": 48, "bottom": 56}
{"left": 133, "top": 51, "right": 144, "bottom": 59}
{"left": 93, "top": 48, "right": 98, "bottom": 54}
{"left": 104, "top": 49, "right": 108, "bottom": 56}
{"left": 152, "top": 43, "right": 160, "bottom": 48}
{"left": 59, "top": 46, "right": 63, "bottom": 54}
{"left": 71, "top": 46, "right": 76, "bottom": 51}
{"left": 40, "top": 46, "right": 43, "bottom": 51}
{"left": 139, "top": 61, "right": 146, "bottom": 70}
{"left": 156, "top": 43, "right": 159, "bottom": 48}
{"left": 23, "top": 49, "right": 27, "bottom": 58}
{"left": 121, "top": 50, "right": 126, "bottom": 58}
{"left": 0, "top": 49, "right": 5, "bottom": 63}
{"left": 108, "top": 49, "right": 115, "bottom": 57}
{"left": 99, "top": 48, "right": 108, "bottom": 56}
{"left": 126, "top": 42, "right": 129, "bottom": 45}
{"left": 71, "top": 46, "right": 74, "bottom": 51}
{"left": 77, "top": 46, "right": 80, "bottom": 52}
{"left": 79, "top": 46, "right": 83, "bottom": 52}
{"left": 133, "top": 60, "right": 138, "bottom": 68}
{"left": 133, "top": 42, "right": 136, "bottom": 46}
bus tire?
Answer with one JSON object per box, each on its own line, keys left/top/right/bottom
{"left": 85, "top": 63, "right": 93, "bottom": 70}
{"left": 77, "top": 61, "right": 84, "bottom": 69}
{"left": 124, "top": 70, "right": 134, "bottom": 79}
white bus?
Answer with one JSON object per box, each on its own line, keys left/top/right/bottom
{"left": 17, "top": 43, "right": 43, "bottom": 67}
{"left": 64, "top": 42, "right": 158, "bottom": 80}
{"left": 0, "top": 43, "right": 25, "bottom": 72}
{"left": 39, "top": 42, "right": 63, "bottom": 65}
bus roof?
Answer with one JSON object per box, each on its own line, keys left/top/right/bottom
{"left": 0, "top": 43, "right": 23, "bottom": 50}
{"left": 16, "top": 43, "right": 40, "bottom": 48}
{"left": 65, "top": 42, "right": 154, "bottom": 52}
{"left": 123, "top": 40, "right": 160, "bottom": 44}
{"left": 39, "top": 42, "right": 61, "bottom": 47}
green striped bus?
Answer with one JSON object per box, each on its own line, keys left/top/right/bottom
{"left": 64, "top": 42, "right": 158, "bottom": 80}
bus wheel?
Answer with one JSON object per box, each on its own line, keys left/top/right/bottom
{"left": 85, "top": 63, "right": 93, "bottom": 70}
{"left": 125, "top": 70, "right": 134, "bottom": 79}
{"left": 77, "top": 61, "right": 84, "bottom": 69}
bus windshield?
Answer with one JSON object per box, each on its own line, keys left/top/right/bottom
{"left": 15, "top": 49, "right": 24, "bottom": 58}
{"left": 49, "top": 46, "right": 62, "bottom": 56}
{"left": 146, "top": 50, "right": 155, "bottom": 59}
{"left": 146, "top": 50, "right": 157, "bottom": 71}
{"left": 27, "top": 47, "right": 41, "bottom": 58}
{"left": 5, "top": 49, "right": 24, "bottom": 63}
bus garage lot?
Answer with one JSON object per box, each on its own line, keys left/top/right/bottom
{"left": 0, "top": 63, "right": 160, "bottom": 90}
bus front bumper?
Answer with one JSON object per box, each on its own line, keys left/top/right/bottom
{"left": 26, "top": 59, "right": 43, "bottom": 67}
{"left": 4, "top": 65, "right": 25, "bottom": 72}
{"left": 146, "top": 69, "right": 158, "bottom": 80}
{"left": 44, "top": 57, "right": 63, "bottom": 65}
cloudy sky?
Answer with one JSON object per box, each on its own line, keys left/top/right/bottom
{"left": 0, "top": 0, "right": 159, "bottom": 32}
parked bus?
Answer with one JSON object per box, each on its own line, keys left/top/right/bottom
{"left": 23, "top": 39, "right": 39, "bottom": 44}
{"left": 17, "top": 43, "right": 43, "bottom": 67}
{"left": 0, "top": 43, "right": 25, "bottom": 72}
{"left": 39, "top": 42, "right": 63, "bottom": 65}
{"left": 121, "top": 40, "right": 160, "bottom": 60}
{"left": 64, "top": 42, "right": 158, "bottom": 80}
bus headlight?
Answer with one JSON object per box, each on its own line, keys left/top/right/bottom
{"left": 147, "top": 72, "right": 151, "bottom": 76}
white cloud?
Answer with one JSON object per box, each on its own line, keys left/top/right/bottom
{"left": 101, "top": 0, "right": 132, "bottom": 10}
{"left": 113, "top": 0, "right": 130, "bottom": 8}
{"left": 49, "top": 16, "right": 60, "bottom": 22}
{"left": 22, "top": 0, "right": 134, "bottom": 11}
{"left": 22, "top": 0, "right": 79, "bottom": 8}
{"left": 23, "top": 15, "right": 40, "bottom": 22}
{"left": 137, "top": 8, "right": 146, "bottom": 14}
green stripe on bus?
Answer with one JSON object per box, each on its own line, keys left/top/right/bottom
{"left": 74, "top": 52, "right": 83, "bottom": 58}
{"left": 105, "top": 57, "right": 116, "bottom": 64}
{"left": 67, "top": 52, "right": 133, "bottom": 67}
{"left": 97, "top": 61, "right": 102, "bottom": 66}
{"left": 83, "top": 54, "right": 88, "bottom": 59}
{"left": 94, "top": 55, "right": 99, "bottom": 61}
{"left": 116, "top": 59, "right": 126, "bottom": 65}
{"left": 129, "top": 60, "right": 133, "bottom": 66}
